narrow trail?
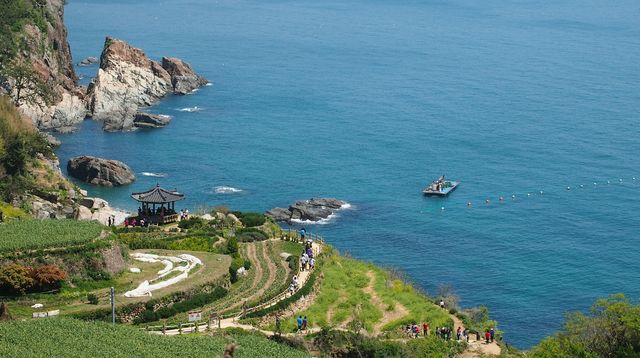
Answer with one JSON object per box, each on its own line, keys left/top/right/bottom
{"left": 450, "top": 312, "right": 502, "bottom": 357}
{"left": 226, "top": 242, "right": 263, "bottom": 311}
{"left": 363, "top": 271, "right": 409, "bottom": 335}
{"left": 240, "top": 241, "right": 277, "bottom": 307}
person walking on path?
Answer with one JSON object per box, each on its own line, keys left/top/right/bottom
{"left": 302, "top": 316, "right": 308, "bottom": 331}
{"left": 423, "top": 322, "right": 429, "bottom": 336}
{"left": 490, "top": 327, "right": 495, "bottom": 342}
{"left": 275, "top": 315, "right": 281, "bottom": 336}
{"left": 296, "top": 316, "right": 303, "bottom": 332}
{"left": 439, "top": 299, "right": 445, "bottom": 309}
{"left": 485, "top": 330, "right": 491, "bottom": 344}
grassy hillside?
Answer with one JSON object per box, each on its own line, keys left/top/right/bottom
{"left": 0, "top": 318, "right": 309, "bottom": 358}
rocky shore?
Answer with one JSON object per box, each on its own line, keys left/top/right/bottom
{"left": 67, "top": 156, "right": 136, "bottom": 186}
{"left": 266, "top": 198, "right": 348, "bottom": 223}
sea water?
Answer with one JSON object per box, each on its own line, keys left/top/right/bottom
{"left": 56, "top": 0, "right": 640, "bottom": 347}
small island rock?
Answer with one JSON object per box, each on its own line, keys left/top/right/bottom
{"left": 133, "top": 112, "right": 172, "bottom": 128}
{"left": 266, "top": 197, "right": 347, "bottom": 222}
{"left": 67, "top": 156, "right": 135, "bottom": 186}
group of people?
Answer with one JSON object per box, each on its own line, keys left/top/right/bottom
{"left": 106, "top": 215, "right": 117, "bottom": 227}
{"left": 296, "top": 315, "right": 309, "bottom": 332}
{"left": 289, "top": 275, "right": 300, "bottom": 294}
{"left": 123, "top": 217, "right": 148, "bottom": 228}
{"left": 179, "top": 209, "right": 190, "bottom": 220}
{"left": 404, "top": 322, "right": 496, "bottom": 345}
{"left": 300, "top": 241, "right": 315, "bottom": 271}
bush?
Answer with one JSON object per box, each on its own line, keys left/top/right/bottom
{"left": 287, "top": 255, "right": 299, "bottom": 273}
{"left": 178, "top": 217, "right": 206, "bottom": 230}
{"left": 235, "top": 227, "right": 268, "bottom": 242}
{"left": 233, "top": 212, "right": 266, "bottom": 227}
{"left": 243, "top": 259, "right": 252, "bottom": 270}
{"left": 0, "top": 263, "right": 34, "bottom": 294}
{"left": 229, "top": 257, "right": 245, "bottom": 284}
{"left": 226, "top": 236, "right": 239, "bottom": 256}
{"left": 31, "top": 265, "right": 66, "bottom": 291}
{"left": 87, "top": 293, "right": 99, "bottom": 305}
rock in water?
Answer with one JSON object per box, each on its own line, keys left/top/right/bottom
{"left": 67, "top": 156, "right": 135, "bottom": 186}
{"left": 78, "top": 56, "right": 99, "bottom": 66}
{"left": 133, "top": 112, "right": 172, "bottom": 128}
{"left": 266, "top": 197, "right": 347, "bottom": 222}
{"left": 162, "top": 57, "right": 209, "bottom": 94}
{"left": 86, "top": 37, "right": 208, "bottom": 131}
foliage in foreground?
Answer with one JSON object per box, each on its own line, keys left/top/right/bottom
{"left": 0, "top": 318, "right": 309, "bottom": 358}
{"left": 529, "top": 294, "right": 640, "bottom": 358}
{"left": 0, "top": 219, "right": 103, "bottom": 252}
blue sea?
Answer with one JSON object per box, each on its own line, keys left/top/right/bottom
{"left": 57, "top": 0, "right": 640, "bottom": 348}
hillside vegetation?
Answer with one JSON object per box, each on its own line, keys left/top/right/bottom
{"left": 0, "top": 219, "right": 103, "bottom": 252}
{"left": 0, "top": 318, "right": 309, "bottom": 358}
{"left": 0, "top": 95, "right": 53, "bottom": 201}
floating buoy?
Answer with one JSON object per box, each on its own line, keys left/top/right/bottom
{"left": 594, "top": 182, "right": 597, "bottom": 185}
{"left": 540, "top": 190, "right": 544, "bottom": 195}
{"left": 633, "top": 177, "right": 636, "bottom": 180}
{"left": 512, "top": 194, "right": 516, "bottom": 199}
{"left": 619, "top": 179, "right": 623, "bottom": 182}
{"left": 485, "top": 199, "right": 490, "bottom": 204}
{"left": 607, "top": 180, "right": 610, "bottom": 184}
{"left": 467, "top": 202, "right": 472, "bottom": 207}
{"left": 499, "top": 196, "right": 504, "bottom": 201}
{"left": 579, "top": 185, "right": 584, "bottom": 188}
{"left": 527, "top": 193, "right": 531, "bottom": 197}
{"left": 567, "top": 186, "right": 571, "bottom": 190}
{"left": 441, "top": 206, "right": 445, "bottom": 211}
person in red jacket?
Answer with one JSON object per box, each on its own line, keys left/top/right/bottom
{"left": 423, "top": 322, "right": 429, "bottom": 336}
{"left": 485, "top": 330, "right": 491, "bottom": 343}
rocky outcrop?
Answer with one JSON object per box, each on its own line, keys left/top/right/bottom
{"left": 78, "top": 56, "right": 98, "bottom": 66}
{"left": 266, "top": 198, "right": 347, "bottom": 222}
{"left": 162, "top": 57, "right": 208, "bottom": 94}
{"left": 5, "top": 0, "right": 87, "bottom": 130}
{"left": 86, "top": 37, "right": 208, "bottom": 131}
{"left": 67, "top": 156, "right": 135, "bottom": 186}
{"left": 133, "top": 112, "right": 171, "bottom": 128}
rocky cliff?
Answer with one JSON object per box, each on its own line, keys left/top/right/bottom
{"left": 86, "top": 37, "right": 208, "bottom": 131}
{"left": 1, "top": 0, "right": 87, "bottom": 130}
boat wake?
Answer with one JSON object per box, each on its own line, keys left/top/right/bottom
{"left": 140, "top": 172, "right": 168, "bottom": 178}
{"left": 214, "top": 186, "right": 243, "bottom": 194}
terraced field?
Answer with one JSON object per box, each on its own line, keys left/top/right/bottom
{"left": 200, "top": 240, "right": 300, "bottom": 319}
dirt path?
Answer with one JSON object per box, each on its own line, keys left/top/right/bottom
{"left": 240, "top": 241, "right": 277, "bottom": 307}
{"left": 226, "top": 242, "right": 263, "bottom": 310}
{"left": 362, "top": 271, "right": 410, "bottom": 335}
{"left": 450, "top": 312, "right": 501, "bottom": 357}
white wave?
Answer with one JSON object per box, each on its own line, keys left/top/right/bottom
{"left": 214, "top": 186, "right": 243, "bottom": 194}
{"left": 177, "top": 106, "right": 204, "bottom": 112}
{"left": 205, "top": 82, "right": 213, "bottom": 86}
{"left": 140, "top": 172, "right": 168, "bottom": 178}
{"left": 188, "top": 88, "right": 200, "bottom": 94}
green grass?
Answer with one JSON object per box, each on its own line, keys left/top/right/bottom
{"left": 0, "top": 318, "right": 310, "bottom": 358}
{"left": 0, "top": 202, "right": 30, "bottom": 221}
{"left": 0, "top": 219, "right": 103, "bottom": 252}
{"left": 273, "top": 251, "right": 451, "bottom": 334}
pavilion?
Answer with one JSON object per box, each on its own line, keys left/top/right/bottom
{"left": 131, "top": 184, "right": 185, "bottom": 224}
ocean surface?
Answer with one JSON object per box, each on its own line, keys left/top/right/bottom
{"left": 57, "top": 0, "right": 640, "bottom": 348}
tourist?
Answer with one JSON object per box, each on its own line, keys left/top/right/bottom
{"left": 140, "top": 218, "right": 145, "bottom": 227}
{"left": 124, "top": 218, "right": 129, "bottom": 227}
{"left": 414, "top": 324, "right": 420, "bottom": 338}
{"left": 302, "top": 316, "right": 308, "bottom": 331}
{"left": 490, "top": 327, "right": 495, "bottom": 342}
{"left": 485, "top": 330, "right": 491, "bottom": 343}
{"left": 423, "top": 322, "right": 429, "bottom": 336}
{"left": 275, "top": 316, "right": 281, "bottom": 336}
{"left": 457, "top": 326, "right": 461, "bottom": 340}
{"left": 107, "top": 216, "right": 112, "bottom": 226}
{"left": 309, "top": 257, "right": 315, "bottom": 270}
{"left": 464, "top": 328, "right": 470, "bottom": 342}
{"left": 296, "top": 316, "right": 303, "bottom": 331}
{"left": 405, "top": 324, "right": 412, "bottom": 337}
{"left": 476, "top": 330, "right": 480, "bottom": 342}
{"left": 300, "top": 228, "right": 306, "bottom": 239}
{"left": 439, "top": 299, "right": 445, "bottom": 309}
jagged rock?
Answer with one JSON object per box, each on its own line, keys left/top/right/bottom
{"left": 266, "top": 198, "right": 347, "bottom": 222}
{"left": 86, "top": 37, "right": 207, "bottom": 131}
{"left": 53, "top": 126, "right": 78, "bottom": 133}
{"left": 161, "top": 57, "right": 209, "bottom": 95}
{"left": 78, "top": 56, "right": 99, "bottom": 66}
{"left": 45, "top": 133, "right": 61, "bottom": 147}
{"left": 20, "top": 92, "right": 87, "bottom": 130}
{"left": 133, "top": 112, "right": 171, "bottom": 128}
{"left": 67, "top": 156, "right": 135, "bottom": 186}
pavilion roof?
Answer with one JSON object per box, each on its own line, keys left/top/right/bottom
{"left": 131, "top": 184, "right": 185, "bottom": 203}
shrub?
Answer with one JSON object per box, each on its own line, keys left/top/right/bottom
{"left": 287, "top": 255, "right": 299, "bottom": 273}
{"left": 243, "top": 259, "right": 252, "bottom": 270}
{"left": 87, "top": 293, "right": 99, "bottom": 305}
{"left": 232, "top": 212, "right": 266, "bottom": 227}
{"left": 0, "top": 263, "right": 34, "bottom": 294}
{"left": 235, "top": 228, "right": 268, "bottom": 242}
{"left": 226, "top": 236, "right": 239, "bottom": 256}
{"left": 229, "top": 257, "right": 245, "bottom": 284}
{"left": 31, "top": 265, "right": 66, "bottom": 291}
{"left": 178, "top": 217, "right": 206, "bottom": 230}
{"left": 134, "top": 287, "right": 227, "bottom": 324}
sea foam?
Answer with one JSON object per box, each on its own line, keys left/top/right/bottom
{"left": 140, "top": 172, "right": 168, "bottom": 178}
{"left": 214, "top": 186, "right": 243, "bottom": 194}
